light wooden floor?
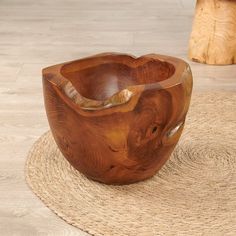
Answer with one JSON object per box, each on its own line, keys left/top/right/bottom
{"left": 0, "top": 0, "right": 236, "bottom": 235}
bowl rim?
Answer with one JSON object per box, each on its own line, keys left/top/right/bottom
{"left": 42, "top": 53, "right": 191, "bottom": 113}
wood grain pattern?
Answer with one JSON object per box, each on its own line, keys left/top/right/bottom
{"left": 189, "top": 0, "right": 236, "bottom": 65}
{"left": 43, "top": 53, "right": 193, "bottom": 184}
{"left": 1, "top": 0, "right": 236, "bottom": 234}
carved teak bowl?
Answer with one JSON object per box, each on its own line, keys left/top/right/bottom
{"left": 43, "top": 53, "right": 193, "bottom": 185}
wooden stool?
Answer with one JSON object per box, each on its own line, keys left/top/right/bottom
{"left": 189, "top": 0, "right": 236, "bottom": 65}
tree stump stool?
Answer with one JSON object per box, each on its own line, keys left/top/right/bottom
{"left": 189, "top": 0, "right": 236, "bottom": 65}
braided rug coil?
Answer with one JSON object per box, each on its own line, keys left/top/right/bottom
{"left": 25, "top": 92, "right": 236, "bottom": 236}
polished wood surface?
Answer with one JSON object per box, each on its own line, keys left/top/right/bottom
{"left": 43, "top": 53, "right": 193, "bottom": 184}
{"left": 189, "top": 0, "right": 236, "bottom": 65}
{"left": 1, "top": 0, "right": 236, "bottom": 234}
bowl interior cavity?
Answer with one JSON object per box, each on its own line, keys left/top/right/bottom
{"left": 61, "top": 59, "right": 175, "bottom": 100}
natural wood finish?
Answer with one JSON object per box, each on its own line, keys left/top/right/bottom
{"left": 189, "top": 0, "right": 236, "bottom": 65}
{"left": 1, "top": 0, "right": 236, "bottom": 234}
{"left": 43, "top": 53, "right": 193, "bottom": 184}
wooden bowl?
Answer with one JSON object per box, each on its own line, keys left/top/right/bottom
{"left": 42, "top": 53, "right": 193, "bottom": 185}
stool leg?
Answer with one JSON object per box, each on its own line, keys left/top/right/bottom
{"left": 189, "top": 0, "right": 236, "bottom": 65}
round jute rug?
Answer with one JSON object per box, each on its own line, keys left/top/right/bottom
{"left": 25, "top": 92, "right": 236, "bottom": 236}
